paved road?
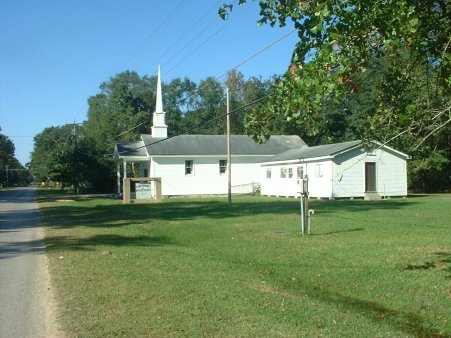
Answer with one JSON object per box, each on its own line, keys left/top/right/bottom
{"left": 0, "top": 187, "right": 58, "bottom": 338}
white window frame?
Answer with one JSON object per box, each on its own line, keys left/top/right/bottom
{"left": 266, "top": 168, "right": 271, "bottom": 179}
{"left": 288, "top": 167, "right": 293, "bottom": 178}
{"left": 297, "top": 166, "right": 304, "bottom": 178}
{"left": 280, "top": 167, "right": 287, "bottom": 178}
{"left": 315, "top": 164, "right": 323, "bottom": 177}
{"left": 219, "top": 160, "right": 227, "bottom": 175}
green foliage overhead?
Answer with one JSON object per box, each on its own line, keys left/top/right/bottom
{"left": 220, "top": 0, "right": 450, "bottom": 192}
{"left": 220, "top": 0, "right": 450, "bottom": 146}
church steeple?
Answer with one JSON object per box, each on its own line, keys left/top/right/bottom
{"left": 151, "top": 66, "right": 167, "bottom": 138}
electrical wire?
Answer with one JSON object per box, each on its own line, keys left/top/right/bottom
{"left": 115, "top": 92, "right": 271, "bottom": 156}
{"left": 216, "top": 28, "right": 297, "bottom": 81}
{"left": 113, "top": 121, "right": 147, "bottom": 139}
{"left": 164, "top": 25, "right": 227, "bottom": 77}
{"left": 110, "top": 26, "right": 295, "bottom": 143}
{"left": 155, "top": 1, "right": 222, "bottom": 65}
{"left": 162, "top": 26, "right": 295, "bottom": 114}
{"left": 117, "top": 0, "right": 186, "bottom": 72}
{"left": 77, "top": 92, "right": 272, "bottom": 158}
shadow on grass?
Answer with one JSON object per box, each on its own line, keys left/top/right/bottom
{"left": 38, "top": 196, "right": 419, "bottom": 230}
{"left": 312, "top": 227, "right": 364, "bottom": 236}
{"left": 404, "top": 252, "right": 451, "bottom": 278}
{"left": 307, "top": 287, "right": 446, "bottom": 337}
{"left": 437, "top": 252, "right": 451, "bottom": 278}
{"left": 45, "top": 234, "right": 176, "bottom": 252}
{"left": 1, "top": 234, "right": 175, "bottom": 258}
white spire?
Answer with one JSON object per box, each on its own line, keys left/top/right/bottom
{"left": 151, "top": 65, "right": 167, "bottom": 138}
{"left": 155, "top": 65, "right": 163, "bottom": 113}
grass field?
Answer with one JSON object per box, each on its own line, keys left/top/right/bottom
{"left": 39, "top": 192, "right": 450, "bottom": 337}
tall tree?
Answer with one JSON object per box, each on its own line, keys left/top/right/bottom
{"left": 163, "top": 77, "right": 197, "bottom": 136}
{"left": 0, "top": 131, "right": 30, "bottom": 186}
{"left": 29, "top": 124, "right": 87, "bottom": 191}
{"left": 183, "top": 77, "right": 226, "bottom": 134}
{"left": 220, "top": 0, "right": 450, "bottom": 147}
{"left": 85, "top": 71, "right": 156, "bottom": 153}
{"left": 82, "top": 71, "right": 157, "bottom": 192}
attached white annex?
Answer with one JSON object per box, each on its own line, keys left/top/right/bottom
{"left": 259, "top": 140, "right": 410, "bottom": 199}
{"left": 114, "top": 67, "right": 307, "bottom": 196}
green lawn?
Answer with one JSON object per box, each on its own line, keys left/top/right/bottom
{"left": 39, "top": 193, "right": 451, "bottom": 337}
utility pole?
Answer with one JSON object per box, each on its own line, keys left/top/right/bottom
{"left": 5, "top": 164, "right": 9, "bottom": 187}
{"left": 227, "top": 86, "right": 232, "bottom": 204}
{"left": 72, "top": 122, "right": 79, "bottom": 194}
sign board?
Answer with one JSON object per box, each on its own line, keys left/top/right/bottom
{"left": 136, "top": 182, "right": 153, "bottom": 199}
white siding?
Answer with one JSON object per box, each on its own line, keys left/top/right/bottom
{"left": 374, "top": 148, "right": 408, "bottom": 197}
{"left": 260, "top": 162, "right": 301, "bottom": 197}
{"left": 332, "top": 147, "right": 407, "bottom": 198}
{"left": 331, "top": 149, "right": 366, "bottom": 198}
{"left": 260, "top": 146, "right": 408, "bottom": 199}
{"left": 305, "top": 160, "right": 333, "bottom": 198}
{"left": 151, "top": 156, "right": 261, "bottom": 196}
{"left": 260, "top": 160, "right": 333, "bottom": 198}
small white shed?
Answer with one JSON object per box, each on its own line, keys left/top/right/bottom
{"left": 259, "top": 140, "right": 410, "bottom": 199}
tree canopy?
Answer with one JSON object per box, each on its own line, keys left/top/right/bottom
{"left": 29, "top": 71, "right": 272, "bottom": 192}
{"left": 221, "top": 0, "right": 450, "bottom": 139}
{"left": 221, "top": 0, "right": 450, "bottom": 192}
{"left": 0, "top": 130, "right": 31, "bottom": 187}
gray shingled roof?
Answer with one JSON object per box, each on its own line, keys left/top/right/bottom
{"left": 262, "top": 140, "right": 362, "bottom": 162}
{"left": 141, "top": 134, "right": 307, "bottom": 156}
{"left": 114, "top": 141, "right": 147, "bottom": 159}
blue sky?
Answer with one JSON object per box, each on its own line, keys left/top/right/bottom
{"left": 0, "top": 0, "right": 297, "bottom": 165}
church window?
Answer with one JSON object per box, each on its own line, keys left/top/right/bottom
{"left": 219, "top": 160, "right": 227, "bottom": 174}
{"left": 280, "top": 167, "right": 287, "bottom": 178}
{"left": 297, "top": 166, "right": 304, "bottom": 178}
{"left": 266, "top": 168, "right": 271, "bottom": 179}
{"left": 185, "top": 160, "right": 194, "bottom": 175}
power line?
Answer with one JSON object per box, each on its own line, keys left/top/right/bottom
{"left": 116, "top": 92, "right": 272, "bottom": 156}
{"left": 117, "top": 0, "right": 186, "bottom": 72}
{"left": 155, "top": 1, "right": 222, "bottom": 65}
{"left": 113, "top": 121, "right": 148, "bottom": 139}
{"left": 162, "top": 27, "right": 296, "bottom": 114}
{"left": 164, "top": 25, "right": 227, "bottom": 77}
{"left": 76, "top": 92, "right": 272, "bottom": 159}
{"left": 111, "top": 26, "right": 295, "bottom": 143}
{"left": 216, "top": 28, "right": 297, "bottom": 80}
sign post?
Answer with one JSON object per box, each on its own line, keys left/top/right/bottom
{"left": 123, "top": 177, "right": 161, "bottom": 204}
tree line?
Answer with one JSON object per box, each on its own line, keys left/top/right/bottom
{"left": 29, "top": 64, "right": 449, "bottom": 193}
{"left": 29, "top": 0, "right": 450, "bottom": 193}
{"left": 0, "top": 130, "right": 31, "bottom": 187}
{"left": 28, "top": 71, "right": 275, "bottom": 192}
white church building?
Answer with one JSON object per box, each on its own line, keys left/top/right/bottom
{"left": 114, "top": 68, "right": 410, "bottom": 199}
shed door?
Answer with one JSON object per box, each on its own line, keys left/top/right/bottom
{"left": 365, "top": 163, "right": 376, "bottom": 192}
